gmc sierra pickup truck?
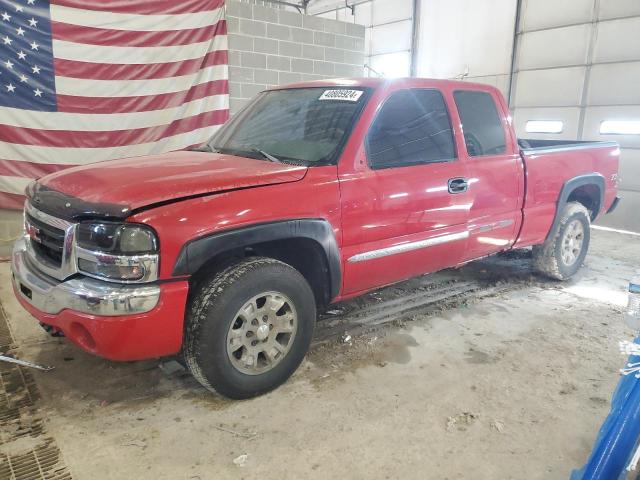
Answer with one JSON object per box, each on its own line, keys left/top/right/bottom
{"left": 12, "top": 78, "right": 620, "bottom": 398}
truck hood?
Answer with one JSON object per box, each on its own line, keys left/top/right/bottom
{"left": 29, "top": 151, "right": 308, "bottom": 220}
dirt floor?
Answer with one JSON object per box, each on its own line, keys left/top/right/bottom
{"left": 1, "top": 228, "right": 638, "bottom": 480}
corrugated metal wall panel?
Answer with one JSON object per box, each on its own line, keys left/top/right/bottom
{"left": 518, "top": 24, "right": 591, "bottom": 70}
{"left": 514, "top": 67, "right": 586, "bottom": 107}
{"left": 582, "top": 105, "right": 640, "bottom": 148}
{"left": 416, "top": 0, "right": 516, "bottom": 78}
{"left": 370, "top": 20, "right": 412, "bottom": 55}
{"left": 520, "top": 0, "right": 593, "bottom": 31}
{"left": 594, "top": 17, "right": 640, "bottom": 62}
{"left": 598, "top": 0, "right": 640, "bottom": 20}
{"left": 513, "top": 107, "right": 582, "bottom": 139}
{"left": 588, "top": 62, "right": 640, "bottom": 105}
{"left": 619, "top": 149, "right": 640, "bottom": 191}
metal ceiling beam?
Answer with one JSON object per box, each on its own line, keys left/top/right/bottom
{"left": 410, "top": 0, "right": 421, "bottom": 77}
{"left": 261, "top": 0, "right": 305, "bottom": 13}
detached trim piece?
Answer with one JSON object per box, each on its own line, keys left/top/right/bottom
{"left": 520, "top": 140, "right": 618, "bottom": 156}
{"left": 173, "top": 219, "right": 342, "bottom": 300}
{"left": 606, "top": 196, "right": 621, "bottom": 214}
{"left": 348, "top": 231, "right": 469, "bottom": 263}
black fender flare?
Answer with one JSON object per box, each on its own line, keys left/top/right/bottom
{"left": 173, "top": 219, "right": 342, "bottom": 300}
{"left": 546, "top": 173, "right": 604, "bottom": 241}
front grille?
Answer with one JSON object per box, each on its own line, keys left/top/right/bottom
{"left": 26, "top": 212, "right": 65, "bottom": 268}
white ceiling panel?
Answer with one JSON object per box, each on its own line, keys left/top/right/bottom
{"left": 588, "top": 62, "right": 640, "bottom": 106}
{"left": 512, "top": 106, "right": 582, "bottom": 139}
{"left": 582, "top": 105, "right": 640, "bottom": 148}
{"left": 513, "top": 67, "right": 586, "bottom": 107}
{"left": 520, "top": 0, "right": 593, "bottom": 32}
{"left": 518, "top": 24, "right": 591, "bottom": 70}
{"left": 593, "top": 17, "right": 640, "bottom": 63}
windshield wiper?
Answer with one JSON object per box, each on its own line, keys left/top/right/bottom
{"left": 250, "top": 148, "right": 283, "bottom": 163}
{"left": 188, "top": 144, "right": 213, "bottom": 152}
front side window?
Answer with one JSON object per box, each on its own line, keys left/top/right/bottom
{"left": 208, "top": 88, "right": 368, "bottom": 165}
{"left": 453, "top": 90, "right": 506, "bottom": 157}
{"left": 366, "top": 89, "right": 456, "bottom": 170}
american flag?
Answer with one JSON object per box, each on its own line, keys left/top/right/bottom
{"left": 0, "top": 0, "right": 229, "bottom": 209}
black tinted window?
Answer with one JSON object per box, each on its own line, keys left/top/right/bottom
{"left": 366, "top": 89, "right": 455, "bottom": 169}
{"left": 453, "top": 91, "right": 506, "bottom": 156}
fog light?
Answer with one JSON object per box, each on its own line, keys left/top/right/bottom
{"left": 78, "top": 258, "right": 145, "bottom": 281}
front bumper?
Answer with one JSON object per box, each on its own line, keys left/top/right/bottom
{"left": 11, "top": 237, "right": 189, "bottom": 360}
{"left": 12, "top": 238, "right": 160, "bottom": 316}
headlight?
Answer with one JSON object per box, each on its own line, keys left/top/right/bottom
{"left": 76, "top": 222, "right": 159, "bottom": 282}
{"left": 77, "top": 223, "right": 158, "bottom": 254}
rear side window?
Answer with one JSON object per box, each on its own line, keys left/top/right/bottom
{"left": 453, "top": 90, "right": 506, "bottom": 156}
{"left": 366, "top": 89, "right": 456, "bottom": 169}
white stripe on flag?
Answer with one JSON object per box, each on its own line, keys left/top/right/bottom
{"left": 52, "top": 35, "right": 227, "bottom": 65}
{"left": 0, "top": 125, "right": 223, "bottom": 165}
{"left": 0, "top": 94, "right": 229, "bottom": 130}
{"left": 0, "top": 175, "right": 32, "bottom": 195}
{"left": 55, "top": 64, "right": 228, "bottom": 97}
{"left": 50, "top": 4, "right": 224, "bottom": 31}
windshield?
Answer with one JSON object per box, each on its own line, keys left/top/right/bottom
{"left": 208, "top": 87, "right": 369, "bottom": 165}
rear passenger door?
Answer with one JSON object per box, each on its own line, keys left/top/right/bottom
{"left": 453, "top": 89, "right": 523, "bottom": 261}
{"left": 339, "top": 88, "right": 472, "bottom": 295}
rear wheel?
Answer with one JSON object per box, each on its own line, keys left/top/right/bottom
{"left": 184, "top": 257, "right": 316, "bottom": 399}
{"left": 533, "top": 201, "right": 591, "bottom": 280}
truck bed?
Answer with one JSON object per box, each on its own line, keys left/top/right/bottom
{"left": 514, "top": 138, "right": 619, "bottom": 248}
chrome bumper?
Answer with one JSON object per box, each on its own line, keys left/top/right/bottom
{"left": 11, "top": 237, "right": 160, "bottom": 316}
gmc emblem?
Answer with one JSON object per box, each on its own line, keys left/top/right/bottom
{"left": 26, "top": 222, "right": 42, "bottom": 244}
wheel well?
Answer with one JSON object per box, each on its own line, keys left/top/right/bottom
{"left": 567, "top": 184, "right": 601, "bottom": 220}
{"left": 189, "top": 237, "right": 333, "bottom": 307}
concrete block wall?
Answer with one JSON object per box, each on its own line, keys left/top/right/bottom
{"left": 226, "top": 0, "right": 366, "bottom": 114}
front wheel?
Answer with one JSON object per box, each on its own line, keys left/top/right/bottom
{"left": 533, "top": 201, "right": 591, "bottom": 280}
{"left": 184, "top": 257, "right": 316, "bottom": 399}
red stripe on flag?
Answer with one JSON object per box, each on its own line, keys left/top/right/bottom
{"left": 50, "top": 0, "right": 225, "bottom": 15}
{"left": 56, "top": 80, "right": 229, "bottom": 113}
{"left": 0, "top": 192, "right": 26, "bottom": 210}
{"left": 0, "top": 109, "right": 229, "bottom": 148}
{"left": 51, "top": 19, "right": 227, "bottom": 48}
{"left": 55, "top": 50, "right": 228, "bottom": 80}
{"left": 0, "top": 160, "right": 74, "bottom": 179}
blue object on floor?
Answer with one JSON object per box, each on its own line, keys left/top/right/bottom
{"left": 571, "top": 336, "right": 640, "bottom": 480}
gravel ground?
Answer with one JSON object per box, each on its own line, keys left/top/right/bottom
{"left": 0, "top": 228, "right": 638, "bottom": 480}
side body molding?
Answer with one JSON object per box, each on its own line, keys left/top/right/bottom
{"left": 546, "top": 173, "right": 605, "bottom": 241}
{"left": 173, "top": 219, "right": 342, "bottom": 300}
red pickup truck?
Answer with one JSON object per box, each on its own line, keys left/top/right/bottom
{"left": 12, "top": 78, "right": 620, "bottom": 398}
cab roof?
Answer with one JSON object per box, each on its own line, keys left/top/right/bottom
{"left": 268, "top": 77, "right": 498, "bottom": 92}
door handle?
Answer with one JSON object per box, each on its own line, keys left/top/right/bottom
{"left": 448, "top": 177, "right": 468, "bottom": 194}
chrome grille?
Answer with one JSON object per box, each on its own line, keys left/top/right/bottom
{"left": 25, "top": 212, "right": 65, "bottom": 267}
{"left": 24, "top": 202, "right": 78, "bottom": 281}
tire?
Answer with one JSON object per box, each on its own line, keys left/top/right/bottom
{"left": 532, "top": 201, "right": 591, "bottom": 280}
{"left": 184, "top": 257, "right": 316, "bottom": 399}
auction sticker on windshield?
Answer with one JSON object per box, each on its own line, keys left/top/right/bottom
{"left": 319, "top": 89, "right": 363, "bottom": 102}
